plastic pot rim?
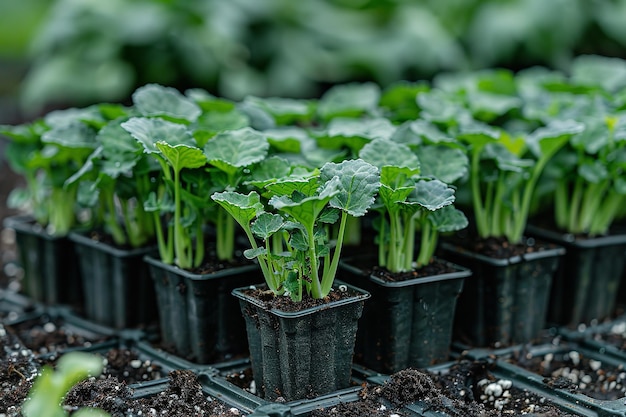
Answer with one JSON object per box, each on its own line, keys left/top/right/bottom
{"left": 231, "top": 281, "right": 370, "bottom": 318}
{"left": 440, "top": 241, "right": 565, "bottom": 266}
{"left": 69, "top": 231, "right": 158, "bottom": 258}
{"left": 143, "top": 254, "right": 259, "bottom": 281}
{"left": 340, "top": 257, "right": 471, "bottom": 288}
{"left": 526, "top": 224, "right": 626, "bottom": 248}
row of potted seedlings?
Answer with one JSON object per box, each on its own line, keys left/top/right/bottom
{"left": 2, "top": 54, "right": 626, "bottom": 414}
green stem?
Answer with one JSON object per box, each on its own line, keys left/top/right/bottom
{"left": 470, "top": 149, "right": 489, "bottom": 238}
{"left": 510, "top": 155, "right": 552, "bottom": 243}
{"left": 491, "top": 176, "right": 506, "bottom": 237}
{"left": 105, "top": 190, "right": 127, "bottom": 246}
{"left": 554, "top": 181, "right": 569, "bottom": 230}
{"left": 402, "top": 211, "right": 415, "bottom": 272}
{"left": 590, "top": 192, "right": 623, "bottom": 235}
{"left": 321, "top": 211, "right": 348, "bottom": 297}
{"left": 216, "top": 207, "right": 234, "bottom": 261}
{"left": 578, "top": 181, "right": 608, "bottom": 233}
{"left": 307, "top": 222, "right": 323, "bottom": 299}
{"left": 173, "top": 168, "right": 190, "bottom": 269}
{"left": 568, "top": 177, "right": 584, "bottom": 233}
{"left": 417, "top": 221, "right": 439, "bottom": 268}
{"left": 378, "top": 214, "right": 387, "bottom": 269}
{"left": 194, "top": 219, "right": 204, "bottom": 268}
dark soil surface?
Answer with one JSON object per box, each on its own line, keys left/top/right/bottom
{"left": 508, "top": 347, "right": 626, "bottom": 401}
{"left": 9, "top": 315, "right": 111, "bottom": 355}
{"left": 64, "top": 369, "right": 242, "bottom": 416}
{"left": 342, "top": 254, "right": 464, "bottom": 283}
{"left": 444, "top": 234, "right": 557, "bottom": 259}
{"left": 311, "top": 363, "right": 575, "bottom": 416}
{"left": 0, "top": 320, "right": 243, "bottom": 416}
{"left": 38, "top": 347, "right": 166, "bottom": 385}
{"left": 240, "top": 285, "right": 362, "bottom": 312}
{"left": 225, "top": 360, "right": 576, "bottom": 416}
{"left": 0, "top": 324, "right": 39, "bottom": 417}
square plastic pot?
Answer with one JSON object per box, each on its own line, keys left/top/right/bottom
{"left": 340, "top": 257, "right": 470, "bottom": 373}
{"left": 145, "top": 254, "right": 261, "bottom": 364}
{"left": 440, "top": 241, "right": 565, "bottom": 347}
{"left": 232, "top": 282, "right": 370, "bottom": 402}
{"left": 526, "top": 224, "right": 626, "bottom": 327}
{"left": 69, "top": 232, "right": 158, "bottom": 329}
{"left": 3, "top": 215, "right": 82, "bottom": 306}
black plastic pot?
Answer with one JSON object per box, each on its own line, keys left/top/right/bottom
{"left": 3, "top": 215, "right": 82, "bottom": 306}
{"left": 232, "top": 282, "right": 370, "bottom": 401}
{"left": 526, "top": 225, "right": 626, "bottom": 327}
{"left": 340, "top": 258, "right": 470, "bottom": 373}
{"left": 145, "top": 254, "right": 261, "bottom": 364}
{"left": 69, "top": 232, "right": 158, "bottom": 329}
{"left": 440, "top": 241, "right": 565, "bottom": 347}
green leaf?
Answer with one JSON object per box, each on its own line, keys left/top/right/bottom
{"left": 526, "top": 119, "right": 585, "bottom": 158}
{"left": 415, "top": 146, "right": 468, "bottom": 183}
{"left": 155, "top": 142, "right": 207, "bottom": 172}
{"left": 0, "top": 121, "right": 46, "bottom": 145}
{"left": 264, "top": 127, "right": 313, "bottom": 153}
{"left": 245, "top": 156, "right": 293, "bottom": 187}
{"left": 211, "top": 191, "right": 264, "bottom": 228}
{"left": 42, "top": 122, "right": 97, "bottom": 149}
{"left": 570, "top": 117, "right": 609, "bottom": 154}
{"left": 483, "top": 143, "right": 534, "bottom": 173}
{"left": 193, "top": 109, "right": 250, "bottom": 145}
{"left": 317, "top": 82, "right": 381, "bottom": 120}
{"left": 380, "top": 165, "right": 421, "bottom": 190}
{"left": 571, "top": 55, "right": 626, "bottom": 93}
{"left": 578, "top": 160, "right": 609, "bottom": 183}
{"left": 270, "top": 177, "right": 341, "bottom": 227}
{"left": 97, "top": 119, "right": 142, "bottom": 160}
{"left": 410, "top": 179, "right": 455, "bottom": 211}
{"left": 76, "top": 180, "right": 99, "bottom": 208}
{"left": 429, "top": 205, "right": 469, "bottom": 232}
{"left": 327, "top": 118, "right": 396, "bottom": 142}
{"left": 320, "top": 159, "right": 380, "bottom": 217}
{"left": 244, "top": 96, "right": 315, "bottom": 125}
{"left": 468, "top": 91, "right": 522, "bottom": 121}
{"left": 417, "top": 90, "right": 471, "bottom": 125}
{"left": 359, "top": 138, "right": 420, "bottom": 170}
{"left": 133, "top": 83, "right": 201, "bottom": 122}
{"left": 204, "top": 127, "right": 269, "bottom": 177}
{"left": 379, "top": 81, "right": 429, "bottom": 121}
{"left": 244, "top": 247, "right": 266, "bottom": 260}
{"left": 407, "top": 120, "right": 453, "bottom": 144}
{"left": 456, "top": 120, "right": 501, "bottom": 148}
{"left": 44, "top": 106, "right": 105, "bottom": 128}
{"left": 265, "top": 174, "right": 320, "bottom": 199}
{"left": 121, "top": 117, "right": 195, "bottom": 154}
{"left": 251, "top": 212, "right": 284, "bottom": 239}
{"left": 23, "top": 352, "right": 104, "bottom": 417}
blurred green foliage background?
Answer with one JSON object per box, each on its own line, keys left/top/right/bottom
{"left": 3, "top": 0, "right": 626, "bottom": 120}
